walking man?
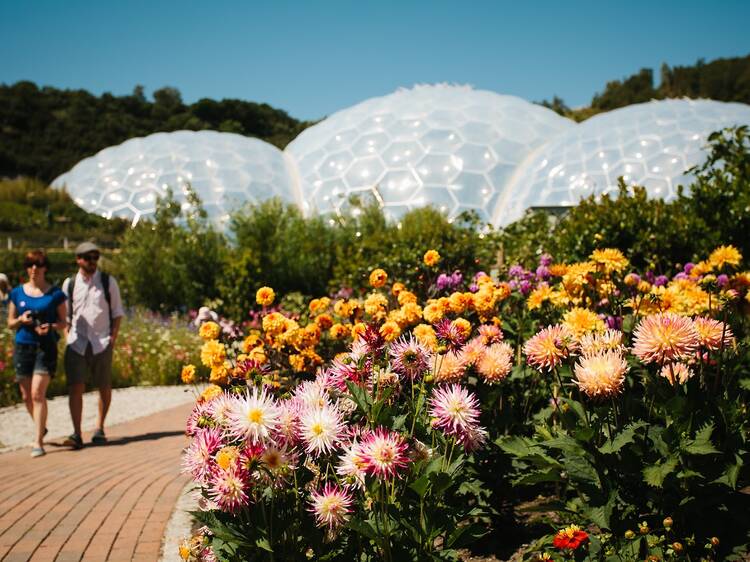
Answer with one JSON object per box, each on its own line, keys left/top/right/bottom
{"left": 63, "top": 242, "right": 124, "bottom": 448}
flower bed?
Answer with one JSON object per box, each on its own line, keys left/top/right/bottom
{"left": 179, "top": 246, "right": 750, "bottom": 561}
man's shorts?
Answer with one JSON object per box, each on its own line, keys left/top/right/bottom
{"left": 13, "top": 339, "right": 58, "bottom": 381}
{"left": 64, "top": 344, "right": 113, "bottom": 387}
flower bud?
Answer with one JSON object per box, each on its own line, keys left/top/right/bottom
{"left": 663, "top": 517, "right": 673, "bottom": 529}
{"left": 624, "top": 530, "right": 636, "bottom": 539}
{"left": 672, "top": 542, "right": 683, "bottom": 553}
{"left": 639, "top": 522, "right": 650, "bottom": 535}
{"left": 710, "top": 537, "right": 720, "bottom": 547}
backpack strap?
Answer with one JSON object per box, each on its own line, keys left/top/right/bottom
{"left": 101, "top": 272, "right": 113, "bottom": 336}
{"left": 66, "top": 275, "right": 76, "bottom": 326}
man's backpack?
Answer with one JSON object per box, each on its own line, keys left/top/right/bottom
{"left": 66, "top": 272, "right": 113, "bottom": 335}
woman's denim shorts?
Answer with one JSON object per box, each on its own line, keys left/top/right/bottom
{"left": 13, "top": 339, "right": 57, "bottom": 381}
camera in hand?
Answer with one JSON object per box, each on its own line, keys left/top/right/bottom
{"left": 29, "top": 310, "right": 43, "bottom": 327}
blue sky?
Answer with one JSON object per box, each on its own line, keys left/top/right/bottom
{"left": 1, "top": 0, "right": 748, "bottom": 120}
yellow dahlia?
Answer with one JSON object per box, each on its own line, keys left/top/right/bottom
{"left": 709, "top": 245, "right": 742, "bottom": 270}
{"left": 423, "top": 249, "right": 441, "bottom": 267}
{"left": 397, "top": 290, "right": 418, "bottom": 306}
{"left": 527, "top": 284, "right": 554, "bottom": 311}
{"left": 692, "top": 317, "right": 735, "bottom": 351}
{"left": 369, "top": 268, "right": 388, "bottom": 288}
{"left": 590, "top": 248, "right": 629, "bottom": 274}
{"left": 379, "top": 320, "right": 402, "bottom": 342}
{"left": 256, "top": 286, "right": 275, "bottom": 306}
{"left": 562, "top": 307, "right": 605, "bottom": 340}
{"left": 329, "top": 323, "right": 351, "bottom": 340}
{"left": 181, "top": 364, "right": 197, "bottom": 384}
{"left": 200, "top": 339, "right": 226, "bottom": 368}
{"left": 199, "top": 321, "right": 221, "bottom": 341}
{"left": 413, "top": 323, "right": 438, "bottom": 351}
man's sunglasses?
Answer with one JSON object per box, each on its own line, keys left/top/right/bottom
{"left": 78, "top": 253, "right": 100, "bottom": 262}
{"left": 24, "top": 261, "right": 47, "bottom": 268}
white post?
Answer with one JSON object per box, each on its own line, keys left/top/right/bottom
{"left": 64, "top": 237, "right": 68, "bottom": 250}
{"left": 6, "top": 237, "right": 11, "bottom": 250}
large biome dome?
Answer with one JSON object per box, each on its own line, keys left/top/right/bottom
{"left": 284, "top": 85, "right": 574, "bottom": 224}
{"left": 496, "top": 99, "right": 750, "bottom": 225}
{"left": 52, "top": 130, "right": 298, "bottom": 226}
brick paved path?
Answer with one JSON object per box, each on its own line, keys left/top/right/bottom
{"left": 0, "top": 403, "right": 193, "bottom": 562}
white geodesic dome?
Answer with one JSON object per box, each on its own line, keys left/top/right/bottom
{"left": 284, "top": 85, "right": 574, "bottom": 224}
{"left": 496, "top": 99, "right": 750, "bottom": 226}
{"left": 51, "top": 130, "right": 298, "bottom": 226}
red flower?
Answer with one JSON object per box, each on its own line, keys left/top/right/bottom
{"left": 553, "top": 525, "right": 589, "bottom": 551}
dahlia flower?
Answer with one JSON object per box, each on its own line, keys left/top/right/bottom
{"left": 186, "top": 401, "right": 215, "bottom": 437}
{"left": 308, "top": 483, "right": 353, "bottom": 532}
{"left": 434, "top": 318, "right": 467, "bottom": 351}
{"left": 632, "top": 312, "right": 699, "bottom": 365}
{"left": 274, "top": 400, "right": 300, "bottom": 446}
{"left": 692, "top": 317, "right": 735, "bottom": 351}
{"left": 476, "top": 342, "right": 513, "bottom": 384}
{"left": 226, "top": 387, "right": 281, "bottom": 444}
{"left": 457, "top": 425, "right": 488, "bottom": 452}
{"left": 573, "top": 350, "right": 628, "bottom": 399}
{"left": 208, "top": 464, "right": 250, "bottom": 513}
{"left": 478, "top": 324, "right": 504, "bottom": 345}
{"left": 459, "top": 337, "right": 487, "bottom": 368}
{"left": 299, "top": 403, "right": 345, "bottom": 456}
{"left": 389, "top": 335, "right": 432, "bottom": 379}
{"left": 553, "top": 525, "right": 589, "bottom": 551}
{"left": 578, "top": 329, "right": 624, "bottom": 356}
{"left": 182, "top": 427, "right": 224, "bottom": 484}
{"left": 360, "top": 428, "right": 410, "bottom": 479}
{"left": 523, "top": 325, "right": 576, "bottom": 372}
{"left": 708, "top": 245, "right": 742, "bottom": 269}
{"left": 562, "top": 307, "right": 605, "bottom": 340}
{"left": 659, "top": 362, "right": 693, "bottom": 385}
{"left": 336, "top": 440, "right": 367, "bottom": 489}
{"left": 428, "top": 384, "right": 481, "bottom": 438}
{"left": 433, "top": 351, "right": 467, "bottom": 384}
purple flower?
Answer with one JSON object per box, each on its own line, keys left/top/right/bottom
{"left": 717, "top": 274, "right": 729, "bottom": 288}
{"left": 434, "top": 318, "right": 467, "bottom": 352}
{"left": 469, "top": 283, "right": 479, "bottom": 293}
{"left": 473, "top": 271, "right": 487, "bottom": 280}
{"left": 684, "top": 262, "right": 695, "bottom": 274}
{"left": 389, "top": 335, "right": 432, "bottom": 380}
{"left": 673, "top": 272, "right": 688, "bottom": 281}
{"left": 508, "top": 265, "right": 525, "bottom": 278}
{"left": 605, "top": 316, "right": 623, "bottom": 330}
{"left": 436, "top": 273, "right": 452, "bottom": 291}
{"left": 519, "top": 280, "right": 532, "bottom": 295}
{"left": 654, "top": 275, "right": 668, "bottom": 287}
{"left": 539, "top": 253, "right": 553, "bottom": 267}
{"left": 536, "top": 265, "right": 550, "bottom": 280}
{"left": 450, "top": 270, "right": 463, "bottom": 287}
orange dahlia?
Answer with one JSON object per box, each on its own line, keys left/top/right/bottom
{"left": 632, "top": 312, "right": 699, "bottom": 365}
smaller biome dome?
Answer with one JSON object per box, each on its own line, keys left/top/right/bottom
{"left": 495, "top": 99, "right": 750, "bottom": 226}
{"left": 51, "top": 130, "right": 299, "bottom": 226}
{"left": 284, "top": 84, "right": 574, "bottom": 225}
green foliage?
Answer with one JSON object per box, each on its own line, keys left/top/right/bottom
{"left": 115, "top": 187, "right": 226, "bottom": 312}
{"left": 0, "top": 82, "right": 311, "bottom": 182}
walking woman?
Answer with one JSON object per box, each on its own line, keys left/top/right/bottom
{"left": 7, "top": 250, "right": 67, "bottom": 457}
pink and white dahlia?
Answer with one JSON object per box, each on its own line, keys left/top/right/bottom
{"left": 182, "top": 427, "right": 224, "bottom": 484}
{"left": 274, "top": 399, "right": 300, "bottom": 446}
{"left": 186, "top": 401, "right": 215, "bottom": 437}
{"left": 459, "top": 337, "right": 487, "bottom": 368}
{"left": 428, "top": 384, "right": 481, "bottom": 438}
{"left": 307, "top": 482, "right": 353, "bottom": 532}
{"left": 336, "top": 440, "right": 368, "bottom": 489}
{"left": 476, "top": 342, "right": 513, "bottom": 384}
{"left": 208, "top": 464, "right": 250, "bottom": 513}
{"left": 360, "top": 428, "right": 410, "bottom": 479}
{"left": 291, "top": 379, "right": 329, "bottom": 410}
{"left": 659, "top": 362, "right": 694, "bottom": 385}
{"left": 692, "top": 317, "right": 735, "bottom": 351}
{"left": 457, "top": 425, "right": 488, "bottom": 452}
{"left": 209, "top": 392, "right": 236, "bottom": 427}
{"left": 299, "top": 403, "right": 345, "bottom": 456}
{"left": 524, "top": 325, "right": 576, "bottom": 372}
{"left": 389, "top": 335, "right": 432, "bottom": 379}
{"left": 226, "top": 387, "right": 281, "bottom": 444}
{"left": 573, "top": 350, "right": 628, "bottom": 399}
{"left": 632, "top": 312, "right": 699, "bottom": 365}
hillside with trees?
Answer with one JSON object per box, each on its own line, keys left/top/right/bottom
{"left": 540, "top": 53, "right": 750, "bottom": 120}
{"left": 0, "top": 82, "right": 311, "bottom": 182}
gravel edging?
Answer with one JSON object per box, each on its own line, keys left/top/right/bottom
{"left": 0, "top": 384, "right": 199, "bottom": 454}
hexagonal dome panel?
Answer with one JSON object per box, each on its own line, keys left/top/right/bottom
{"left": 496, "top": 99, "right": 750, "bottom": 226}
{"left": 51, "top": 130, "right": 299, "bottom": 226}
{"left": 284, "top": 84, "right": 574, "bottom": 223}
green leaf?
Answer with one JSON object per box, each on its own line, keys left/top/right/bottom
{"left": 255, "top": 537, "right": 273, "bottom": 552}
{"left": 599, "top": 421, "right": 648, "bottom": 454}
{"left": 446, "top": 522, "right": 488, "bottom": 548}
{"left": 712, "top": 454, "right": 743, "bottom": 489}
{"left": 545, "top": 433, "right": 587, "bottom": 456}
{"left": 643, "top": 456, "right": 678, "bottom": 487}
{"left": 409, "top": 474, "right": 430, "bottom": 497}
{"left": 345, "top": 380, "right": 371, "bottom": 416}
{"left": 347, "top": 516, "right": 378, "bottom": 540}
{"left": 392, "top": 413, "right": 408, "bottom": 431}
{"left": 513, "top": 467, "right": 562, "bottom": 485}
{"left": 560, "top": 397, "right": 588, "bottom": 424}
{"left": 430, "top": 471, "right": 453, "bottom": 496}
{"left": 682, "top": 423, "right": 719, "bottom": 455}
{"left": 738, "top": 378, "right": 750, "bottom": 391}
{"left": 563, "top": 454, "right": 601, "bottom": 487}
